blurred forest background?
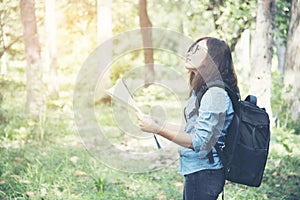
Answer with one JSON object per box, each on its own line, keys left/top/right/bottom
{"left": 0, "top": 0, "right": 300, "bottom": 199}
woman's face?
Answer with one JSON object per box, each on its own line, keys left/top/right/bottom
{"left": 185, "top": 39, "right": 208, "bottom": 71}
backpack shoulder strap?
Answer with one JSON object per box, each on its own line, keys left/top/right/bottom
{"left": 195, "top": 81, "right": 240, "bottom": 164}
{"left": 199, "top": 80, "right": 240, "bottom": 111}
{"left": 223, "top": 85, "right": 240, "bottom": 110}
{"left": 195, "top": 80, "right": 225, "bottom": 108}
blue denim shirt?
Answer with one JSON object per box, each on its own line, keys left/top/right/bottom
{"left": 178, "top": 87, "right": 234, "bottom": 175}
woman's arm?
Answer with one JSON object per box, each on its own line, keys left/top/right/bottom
{"left": 137, "top": 87, "right": 229, "bottom": 152}
{"left": 137, "top": 114, "right": 194, "bottom": 149}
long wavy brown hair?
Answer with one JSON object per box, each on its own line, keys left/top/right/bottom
{"left": 187, "top": 37, "right": 240, "bottom": 96}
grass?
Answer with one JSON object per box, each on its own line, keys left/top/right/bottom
{"left": 0, "top": 79, "right": 299, "bottom": 199}
{"left": 0, "top": 135, "right": 183, "bottom": 200}
{"left": 1, "top": 119, "right": 300, "bottom": 200}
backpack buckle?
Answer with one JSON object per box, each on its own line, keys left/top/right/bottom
{"left": 220, "top": 144, "right": 226, "bottom": 149}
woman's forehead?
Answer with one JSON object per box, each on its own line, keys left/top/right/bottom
{"left": 196, "top": 40, "right": 208, "bottom": 50}
{"left": 185, "top": 39, "right": 208, "bottom": 66}
{"left": 189, "top": 39, "right": 208, "bottom": 53}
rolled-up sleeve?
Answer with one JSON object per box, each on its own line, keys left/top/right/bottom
{"left": 191, "top": 87, "right": 227, "bottom": 157}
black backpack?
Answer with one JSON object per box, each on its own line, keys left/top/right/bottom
{"left": 195, "top": 82, "right": 270, "bottom": 187}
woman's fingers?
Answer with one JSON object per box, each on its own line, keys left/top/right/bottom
{"left": 137, "top": 115, "right": 155, "bottom": 133}
{"left": 136, "top": 113, "right": 164, "bottom": 134}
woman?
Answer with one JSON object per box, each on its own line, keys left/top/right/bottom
{"left": 137, "top": 37, "right": 240, "bottom": 200}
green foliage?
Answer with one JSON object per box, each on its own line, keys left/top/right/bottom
{"left": 263, "top": 155, "right": 300, "bottom": 199}
{"left": 271, "top": 71, "right": 300, "bottom": 134}
{"left": 0, "top": 75, "right": 25, "bottom": 99}
{"left": 212, "top": 0, "right": 257, "bottom": 50}
{"left": 0, "top": 75, "right": 72, "bottom": 142}
{"left": 272, "top": 126, "right": 297, "bottom": 154}
{"left": 0, "top": 107, "right": 32, "bottom": 141}
{"left": 0, "top": 104, "right": 72, "bottom": 142}
{"left": 271, "top": 71, "right": 289, "bottom": 126}
{"left": 153, "top": 0, "right": 257, "bottom": 50}
{"left": 275, "top": 0, "right": 291, "bottom": 45}
{"left": 95, "top": 103, "right": 115, "bottom": 126}
{"left": 148, "top": 0, "right": 215, "bottom": 37}
{"left": 134, "top": 84, "right": 173, "bottom": 102}
{"left": 56, "top": 0, "right": 97, "bottom": 71}
{"left": 264, "top": 127, "right": 300, "bottom": 199}
{"left": 112, "top": 0, "right": 138, "bottom": 34}
{"left": 110, "top": 52, "right": 141, "bottom": 84}
{"left": 0, "top": 76, "right": 31, "bottom": 142}
{"left": 0, "top": 0, "right": 23, "bottom": 61}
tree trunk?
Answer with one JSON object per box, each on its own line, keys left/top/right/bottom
{"left": 274, "top": 36, "right": 286, "bottom": 73}
{"left": 20, "top": 0, "right": 46, "bottom": 122}
{"left": 45, "top": 0, "right": 59, "bottom": 99}
{"left": 1, "top": 20, "right": 8, "bottom": 74}
{"left": 235, "top": 29, "right": 251, "bottom": 85}
{"left": 284, "top": 0, "right": 300, "bottom": 120}
{"left": 97, "top": 0, "right": 112, "bottom": 44}
{"left": 138, "top": 0, "right": 154, "bottom": 87}
{"left": 95, "top": 0, "right": 112, "bottom": 101}
{"left": 250, "top": 0, "right": 276, "bottom": 121}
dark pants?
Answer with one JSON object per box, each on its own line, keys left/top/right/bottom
{"left": 183, "top": 169, "right": 225, "bottom": 200}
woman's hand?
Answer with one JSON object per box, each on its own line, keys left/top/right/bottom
{"left": 137, "top": 113, "right": 193, "bottom": 149}
{"left": 137, "top": 113, "right": 163, "bottom": 134}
